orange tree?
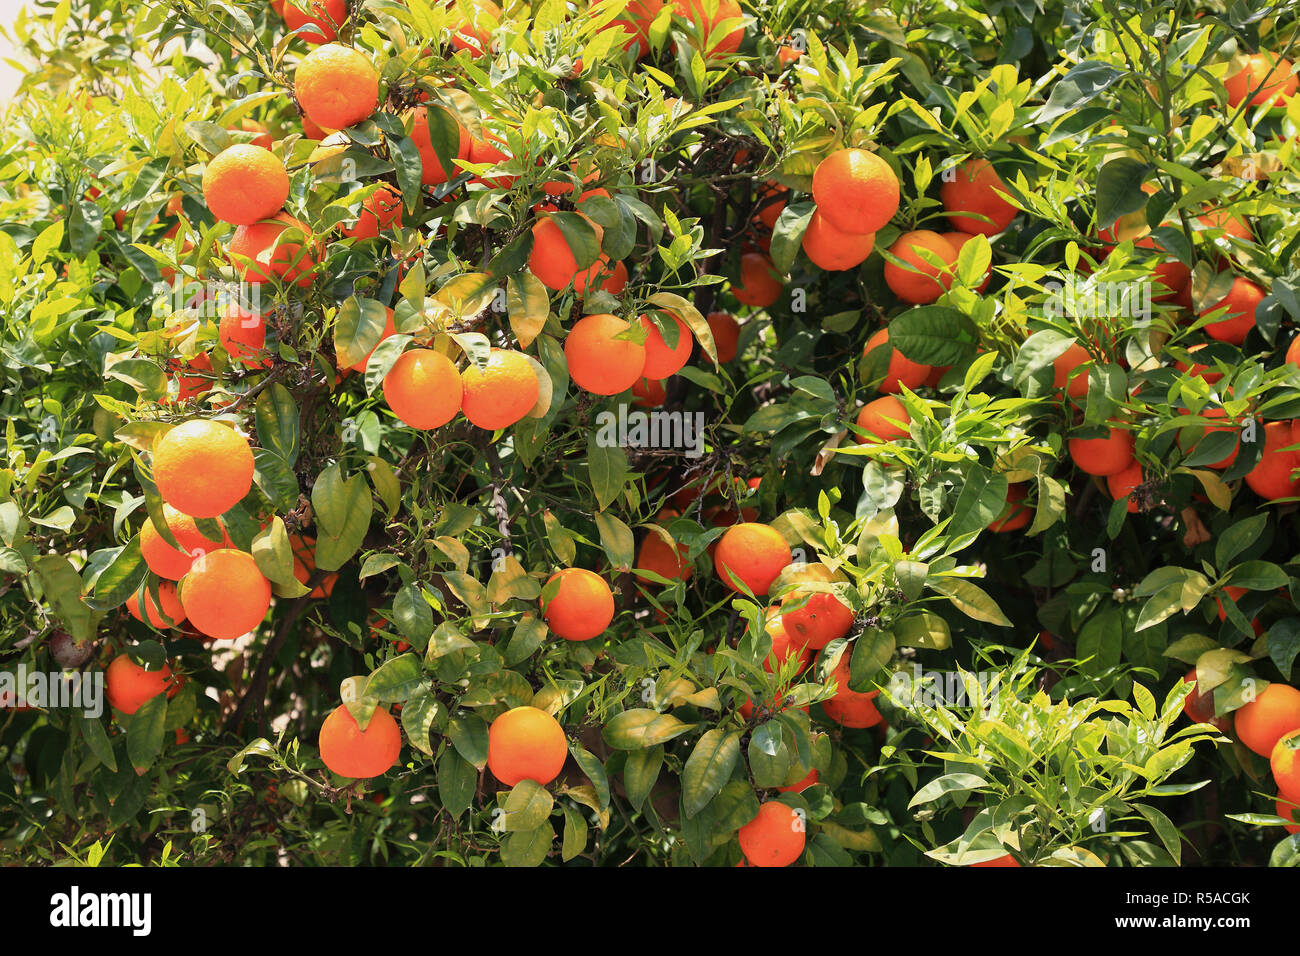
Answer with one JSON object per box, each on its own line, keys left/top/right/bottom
{"left": 2, "top": 0, "right": 1300, "bottom": 867}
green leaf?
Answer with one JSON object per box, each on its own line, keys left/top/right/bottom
{"left": 602, "top": 709, "right": 693, "bottom": 749}
{"left": 502, "top": 778, "right": 554, "bottom": 831}
{"left": 76, "top": 710, "right": 117, "bottom": 772}
{"left": 568, "top": 743, "right": 610, "bottom": 808}
{"left": 1268, "top": 618, "right": 1300, "bottom": 681}
{"left": 680, "top": 729, "right": 741, "bottom": 818}
{"left": 254, "top": 383, "right": 299, "bottom": 467}
{"left": 310, "top": 464, "right": 373, "bottom": 571}
{"left": 770, "top": 201, "right": 814, "bottom": 275}
{"left": 930, "top": 577, "right": 1011, "bottom": 626}
{"left": 500, "top": 820, "right": 554, "bottom": 867}
{"left": 908, "top": 772, "right": 988, "bottom": 808}
{"left": 561, "top": 805, "right": 588, "bottom": 861}
{"left": 251, "top": 517, "right": 309, "bottom": 597}
{"left": 622, "top": 744, "right": 663, "bottom": 811}
{"left": 334, "top": 296, "right": 390, "bottom": 370}
{"left": 587, "top": 436, "right": 627, "bottom": 510}
{"left": 438, "top": 749, "right": 477, "bottom": 818}
{"left": 362, "top": 654, "right": 424, "bottom": 702}
{"left": 90, "top": 538, "right": 146, "bottom": 609}
{"left": 848, "top": 627, "right": 895, "bottom": 690}
{"left": 887, "top": 307, "right": 978, "bottom": 367}
{"left": 1134, "top": 803, "right": 1182, "bottom": 866}
{"left": 594, "top": 512, "right": 635, "bottom": 571}
{"left": 449, "top": 714, "right": 490, "bottom": 769}
{"left": 400, "top": 685, "right": 440, "bottom": 756}
{"left": 125, "top": 693, "right": 167, "bottom": 773}
{"left": 393, "top": 583, "right": 434, "bottom": 646}
{"left": 1095, "top": 157, "right": 1152, "bottom": 230}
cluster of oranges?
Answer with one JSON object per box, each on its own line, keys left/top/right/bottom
{"left": 1182, "top": 675, "right": 1300, "bottom": 833}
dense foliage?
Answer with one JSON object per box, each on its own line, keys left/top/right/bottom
{"left": 1, "top": 0, "right": 1300, "bottom": 867}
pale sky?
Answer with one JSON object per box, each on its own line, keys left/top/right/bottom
{"left": 0, "top": 0, "right": 31, "bottom": 105}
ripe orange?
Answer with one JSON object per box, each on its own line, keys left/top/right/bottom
{"left": 631, "top": 376, "right": 667, "bottom": 408}
{"left": 295, "top": 43, "right": 379, "bottom": 131}
{"left": 731, "top": 251, "right": 783, "bottom": 307}
{"left": 529, "top": 215, "right": 604, "bottom": 291}
{"left": 235, "top": 117, "right": 274, "bottom": 149}
{"left": 940, "top": 158, "right": 1017, "bottom": 236}
{"left": 777, "top": 563, "right": 855, "bottom": 649}
{"left": 410, "top": 108, "right": 472, "bottom": 186}
{"left": 855, "top": 395, "right": 911, "bottom": 444}
{"left": 346, "top": 307, "right": 398, "bottom": 373}
{"left": 714, "top": 522, "right": 791, "bottom": 596}
{"left": 282, "top": 0, "right": 347, "bottom": 43}
{"left": 1271, "top": 729, "right": 1300, "bottom": 803}
{"left": 755, "top": 180, "right": 787, "bottom": 231}
{"left": 152, "top": 420, "right": 255, "bottom": 518}
{"left": 635, "top": 515, "right": 692, "bottom": 583}
{"left": 290, "top": 534, "right": 338, "bottom": 598}
{"left": 1245, "top": 420, "right": 1300, "bottom": 501}
{"left": 1106, "top": 459, "right": 1143, "bottom": 513}
{"left": 1182, "top": 668, "right": 1229, "bottom": 730}
{"left": 460, "top": 349, "right": 540, "bottom": 429}
{"left": 777, "top": 766, "right": 817, "bottom": 793}
{"left": 707, "top": 311, "right": 741, "bottom": 363}
{"left": 1053, "top": 342, "right": 1092, "bottom": 398}
{"left": 542, "top": 568, "right": 615, "bottom": 641}
{"left": 180, "top": 549, "right": 273, "bottom": 640}
{"left": 863, "top": 327, "right": 930, "bottom": 394}
{"left": 1196, "top": 207, "right": 1253, "bottom": 243}
{"left": 1215, "top": 585, "right": 1249, "bottom": 623}
{"left": 382, "top": 348, "right": 462, "bottom": 429}
{"left": 1287, "top": 334, "right": 1300, "bottom": 370}
{"left": 738, "top": 801, "right": 805, "bottom": 867}
{"left": 1235, "top": 683, "right": 1300, "bottom": 757}
{"left": 201, "top": 145, "right": 288, "bottom": 226}
{"left": 448, "top": 0, "right": 501, "bottom": 56}
{"left": 762, "top": 607, "right": 812, "bottom": 674}
{"left": 801, "top": 210, "right": 875, "bottom": 271}
{"left": 822, "top": 650, "right": 883, "bottom": 728}
{"left": 811, "top": 148, "right": 900, "bottom": 235}
{"left": 672, "top": 0, "right": 744, "bottom": 60}
{"left": 227, "top": 212, "right": 319, "bottom": 286}
{"left": 487, "top": 705, "right": 568, "bottom": 786}
{"left": 1068, "top": 424, "right": 1135, "bottom": 477}
{"left": 988, "top": 482, "right": 1033, "bottom": 531}
{"left": 140, "top": 504, "right": 231, "bottom": 580}
{"left": 883, "top": 230, "right": 957, "bottom": 304}
{"left": 105, "top": 655, "right": 180, "bottom": 715}
{"left": 565, "top": 313, "right": 647, "bottom": 395}
{"left": 467, "top": 131, "right": 516, "bottom": 188}
{"left": 218, "top": 302, "right": 271, "bottom": 369}
{"left": 1225, "top": 52, "right": 1297, "bottom": 108}
{"left": 1199, "top": 276, "right": 1264, "bottom": 345}
{"left": 941, "top": 231, "right": 992, "bottom": 292}
{"left": 172, "top": 352, "right": 214, "bottom": 403}
{"left": 341, "top": 184, "right": 403, "bottom": 239}
{"left": 575, "top": 257, "right": 628, "bottom": 298}
{"left": 127, "top": 581, "right": 187, "bottom": 629}
{"left": 318, "top": 704, "right": 402, "bottom": 778}
{"left": 972, "top": 854, "right": 1020, "bottom": 867}
{"left": 640, "top": 312, "right": 693, "bottom": 378}
{"left": 606, "top": 0, "right": 664, "bottom": 58}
